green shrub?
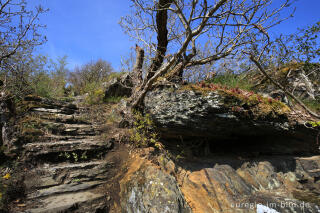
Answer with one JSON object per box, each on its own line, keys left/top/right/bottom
{"left": 104, "top": 96, "right": 124, "bottom": 104}
{"left": 83, "top": 82, "right": 105, "bottom": 105}
{"left": 206, "top": 73, "right": 254, "bottom": 91}
{"left": 85, "top": 88, "right": 105, "bottom": 105}
{"left": 83, "top": 81, "right": 126, "bottom": 105}
{"left": 303, "top": 99, "right": 320, "bottom": 113}
{"left": 130, "top": 111, "right": 162, "bottom": 149}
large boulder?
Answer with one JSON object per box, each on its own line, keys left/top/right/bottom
{"left": 286, "top": 68, "right": 318, "bottom": 100}
{"left": 104, "top": 73, "right": 133, "bottom": 99}
{"left": 144, "top": 85, "right": 318, "bottom": 154}
{"left": 121, "top": 165, "right": 191, "bottom": 213}
{"left": 119, "top": 149, "right": 320, "bottom": 213}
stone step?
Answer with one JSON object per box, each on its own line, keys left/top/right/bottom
{"left": 24, "top": 161, "right": 112, "bottom": 190}
{"left": 28, "top": 180, "right": 105, "bottom": 199}
{"left": 37, "top": 135, "right": 88, "bottom": 142}
{"left": 49, "top": 160, "right": 107, "bottom": 171}
{"left": 60, "top": 125, "right": 97, "bottom": 136}
{"left": 31, "top": 107, "right": 76, "bottom": 115}
{"left": 34, "top": 113, "right": 90, "bottom": 125}
{"left": 27, "top": 121, "right": 99, "bottom": 136}
{"left": 23, "top": 138, "right": 112, "bottom": 158}
{"left": 25, "top": 190, "right": 107, "bottom": 213}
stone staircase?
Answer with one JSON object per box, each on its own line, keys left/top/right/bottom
{"left": 13, "top": 97, "right": 115, "bottom": 213}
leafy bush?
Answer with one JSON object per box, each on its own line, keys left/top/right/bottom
{"left": 130, "top": 111, "right": 162, "bottom": 149}
{"left": 205, "top": 73, "right": 253, "bottom": 91}
{"left": 68, "top": 59, "right": 113, "bottom": 95}
{"left": 303, "top": 99, "right": 320, "bottom": 113}
{"left": 31, "top": 72, "right": 53, "bottom": 98}
{"left": 83, "top": 81, "right": 126, "bottom": 105}
{"left": 85, "top": 87, "right": 105, "bottom": 105}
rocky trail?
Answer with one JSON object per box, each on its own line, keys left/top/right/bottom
{"left": 5, "top": 96, "right": 126, "bottom": 213}
{"left": 1, "top": 85, "right": 320, "bottom": 213}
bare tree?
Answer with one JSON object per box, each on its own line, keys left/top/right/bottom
{"left": 246, "top": 22, "right": 320, "bottom": 118}
{"left": 120, "top": 0, "right": 294, "bottom": 108}
{"left": 0, "top": 0, "right": 47, "bottom": 99}
{"left": 69, "top": 59, "right": 113, "bottom": 94}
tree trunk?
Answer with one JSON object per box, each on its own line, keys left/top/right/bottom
{"left": 132, "top": 45, "right": 144, "bottom": 89}
{"left": 166, "top": 62, "right": 184, "bottom": 83}
{"left": 146, "top": 0, "right": 173, "bottom": 81}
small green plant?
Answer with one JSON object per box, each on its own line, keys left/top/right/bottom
{"left": 130, "top": 110, "right": 162, "bottom": 149}
{"left": 72, "top": 152, "right": 78, "bottom": 162}
{"left": 72, "top": 178, "right": 81, "bottom": 183}
{"left": 104, "top": 96, "right": 125, "bottom": 104}
{"left": 59, "top": 152, "right": 71, "bottom": 159}
{"left": 205, "top": 73, "right": 253, "bottom": 91}
{"left": 309, "top": 121, "right": 320, "bottom": 127}
{"left": 81, "top": 151, "right": 87, "bottom": 160}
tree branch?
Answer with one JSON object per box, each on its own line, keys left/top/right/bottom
{"left": 250, "top": 55, "right": 320, "bottom": 119}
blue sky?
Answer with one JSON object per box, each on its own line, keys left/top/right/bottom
{"left": 33, "top": 0, "right": 320, "bottom": 71}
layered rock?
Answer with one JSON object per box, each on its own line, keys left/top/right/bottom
{"left": 175, "top": 155, "right": 320, "bottom": 213}
{"left": 118, "top": 148, "right": 320, "bottom": 213}
{"left": 2, "top": 84, "right": 320, "bottom": 213}
{"left": 144, "top": 86, "right": 317, "bottom": 154}
{"left": 135, "top": 85, "right": 320, "bottom": 213}
{"left": 104, "top": 73, "right": 132, "bottom": 99}
{"left": 2, "top": 96, "right": 119, "bottom": 213}
{"left": 121, "top": 165, "right": 191, "bottom": 213}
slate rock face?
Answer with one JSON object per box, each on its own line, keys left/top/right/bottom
{"left": 1, "top": 96, "right": 116, "bottom": 213}
{"left": 119, "top": 150, "right": 320, "bottom": 213}
{"left": 145, "top": 87, "right": 313, "bottom": 136}
{"left": 176, "top": 155, "right": 320, "bottom": 213}
{"left": 104, "top": 73, "right": 132, "bottom": 99}
{"left": 121, "top": 165, "right": 191, "bottom": 213}
{"left": 144, "top": 87, "right": 287, "bottom": 139}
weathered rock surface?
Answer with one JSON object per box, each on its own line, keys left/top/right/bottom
{"left": 144, "top": 87, "right": 318, "bottom": 154}
{"left": 2, "top": 85, "right": 320, "bottom": 213}
{"left": 286, "top": 68, "right": 319, "bottom": 100}
{"left": 104, "top": 73, "right": 132, "bottom": 99}
{"left": 176, "top": 155, "right": 320, "bottom": 213}
{"left": 1, "top": 96, "right": 118, "bottom": 213}
{"left": 121, "top": 166, "right": 191, "bottom": 213}
{"left": 118, "top": 149, "right": 320, "bottom": 213}
{"left": 140, "top": 86, "right": 320, "bottom": 212}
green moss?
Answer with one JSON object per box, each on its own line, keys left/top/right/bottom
{"left": 181, "top": 83, "right": 290, "bottom": 120}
